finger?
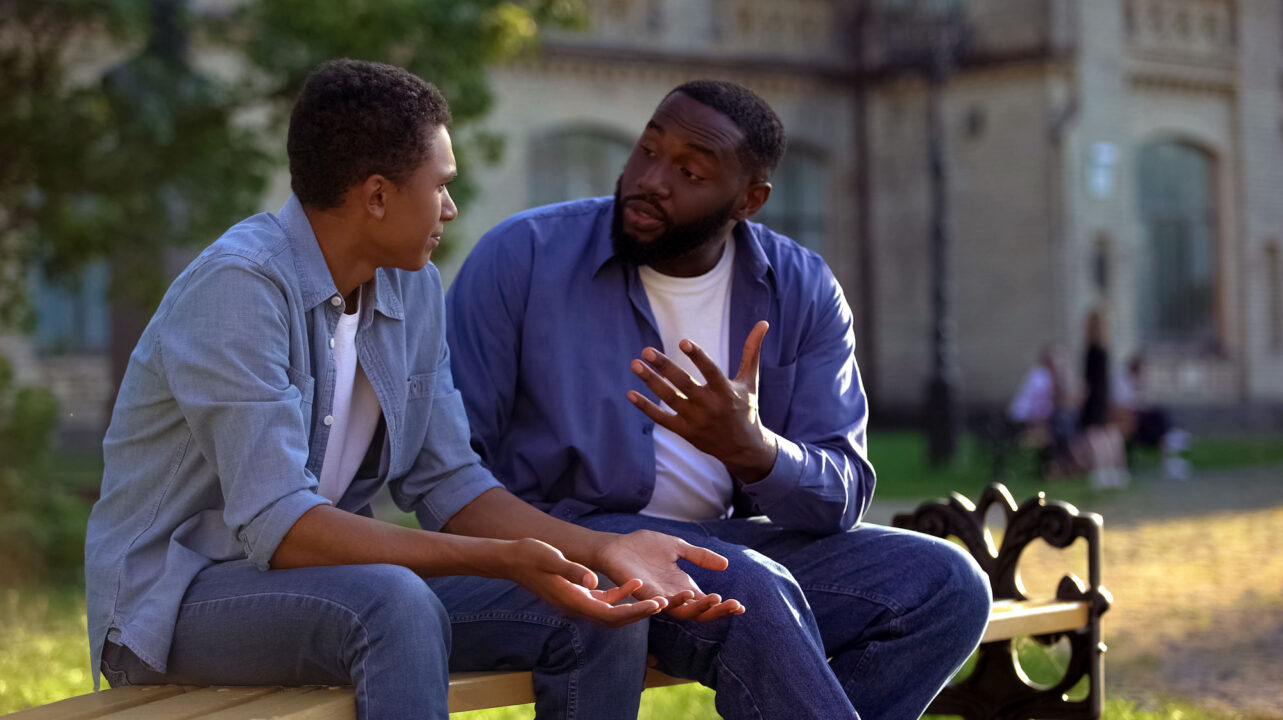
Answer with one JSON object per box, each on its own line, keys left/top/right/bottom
{"left": 662, "top": 593, "right": 722, "bottom": 621}
{"left": 693, "top": 599, "right": 745, "bottom": 623}
{"left": 636, "top": 349, "right": 701, "bottom": 399}
{"left": 678, "top": 338, "right": 732, "bottom": 393}
{"left": 678, "top": 541, "right": 730, "bottom": 572}
{"left": 630, "top": 358, "right": 692, "bottom": 409}
{"left": 734, "top": 320, "right": 770, "bottom": 387}
{"left": 553, "top": 558, "right": 598, "bottom": 589}
{"left": 554, "top": 581, "right": 663, "bottom": 626}
{"left": 627, "top": 390, "right": 683, "bottom": 432}
{"left": 592, "top": 579, "right": 644, "bottom": 605}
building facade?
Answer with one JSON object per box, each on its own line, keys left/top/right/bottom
{"left": 16, "top": 0, "right": 1283, "bottom": 442}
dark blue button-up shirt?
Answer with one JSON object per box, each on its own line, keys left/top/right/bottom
{"left": 86, "top": 196, "right": 499, "bottom": 684}
{"left": 446, "top": 197, "right": 874, "bottom": 536}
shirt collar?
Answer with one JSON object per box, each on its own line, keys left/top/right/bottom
{"left": 278, "top": 194, "right": 404, "bottom": 320}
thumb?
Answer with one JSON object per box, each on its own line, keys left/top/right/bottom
{"left": 735, "top": 320, "right": 770, "bottom": 386}
{"left": 679, "top": 541, "right": 729, "bottom": 572}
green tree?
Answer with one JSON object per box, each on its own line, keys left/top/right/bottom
{"left": 0, "top": 0, "right": 585, "bottom": 326}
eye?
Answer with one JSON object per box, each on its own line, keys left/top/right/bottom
{"left": 681, "top": 168, "right": 703, "bottom": 182}
{"left": 638, "top": 144, "right": 657, "bottom": 158}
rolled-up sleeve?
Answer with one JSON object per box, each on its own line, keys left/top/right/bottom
{"left": 157, "top": 257, "right": 329, "bottom": 569}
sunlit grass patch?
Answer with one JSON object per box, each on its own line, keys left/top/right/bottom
{"left": 0, "top": 585, "right": 92, "bottom": 714}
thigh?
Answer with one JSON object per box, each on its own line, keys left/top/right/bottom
{"left": 706, "top": 519, "right": 983, "bottom": 645}
{"left": 118, "top": 561, "right": 447, "bottom": 687}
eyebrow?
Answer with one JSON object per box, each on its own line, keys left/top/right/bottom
{"left": 644, "top": 121, "right": 718, "bottom": 161}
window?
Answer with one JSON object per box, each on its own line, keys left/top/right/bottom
{"left": 30, "top": 260, "right": 110, "bottom": 354}
{"left": 754, "top": 144, "right": 829, "bottom": 255}
{"left": 1136, "top": 141, "right": 1218, "bottom": 350}
{"left": 529, "top": 127, "right": 632, "bottom": 207}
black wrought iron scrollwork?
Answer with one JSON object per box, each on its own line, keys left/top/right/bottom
{"left": 893, "top": 483, "right": 1113, "bottom": 720}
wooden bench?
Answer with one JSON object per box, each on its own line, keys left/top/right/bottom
{"left": 11, "top": 484, "right": 1110, "bottom": 720}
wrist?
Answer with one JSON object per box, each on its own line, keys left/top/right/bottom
{"left": 724, "top": 429, "right": 780, "bottom": 484}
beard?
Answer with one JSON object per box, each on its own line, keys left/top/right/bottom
{"left": 611, "top": 178, "right": 737, "bottom": 267}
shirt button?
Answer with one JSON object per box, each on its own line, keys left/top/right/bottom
{"left": 641, "top": 425, "right": 652, "bottom": 435}
{"left": 330, "top": 295, "right": 342, "bottom": 307}
{"left": 329, "top": 337, "right": 336, "bottom": 349}
{"left": 323, "top": 415, "right": 334, "bottom": 426}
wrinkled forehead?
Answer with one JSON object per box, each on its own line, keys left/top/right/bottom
{"left": 645, "top": 92, "right": 745, "bottom": 159}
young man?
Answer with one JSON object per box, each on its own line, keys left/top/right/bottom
{"left": 85, "top": 60, "right": 738, "bottom": 720}
{"left": 447, "top": 81, "right": 993, "bottom": 719}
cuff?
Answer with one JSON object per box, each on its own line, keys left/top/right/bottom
{"left": 243, "top": 488, "right": 331, "bottom": 571}
{"left": 413, "top": 465, "right": 504, "bottom": 531}
{"left": 740, "top": 435, "right": 806, "bottom": 508}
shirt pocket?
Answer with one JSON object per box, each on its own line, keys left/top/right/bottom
{"left": 393, "top": 371, "right": 439, "bottom": 475}
{"left": 286, "top": 366, "right": 315, "bottom": 422}
{"left": 758, "top": 362, "right": 796, "bottom": 431}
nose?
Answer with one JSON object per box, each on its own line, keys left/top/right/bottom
{"left": 635, "top": 161, "right": 670, "bottom": 199}
{"left": 441, "top": 187, "right": 458, "bottom": 222}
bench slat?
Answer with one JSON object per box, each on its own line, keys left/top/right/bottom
{"left": 93, "top": 686, "right": 279, "bottom": 719}
{"left": 6, "top": 685, "right": 192, "bottom": 719}
{"left": 982, "top": 599, "right": 1090, "bottom": 643}
{"left": 197, "top": 687, "right": 354, "bottom": 720}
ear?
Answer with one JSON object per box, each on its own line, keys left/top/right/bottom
{"left": 362, "top": 175, "right": 389, "bottom": 220}
{"left": 734, "top": 181, "right": 772, "bottom": 221}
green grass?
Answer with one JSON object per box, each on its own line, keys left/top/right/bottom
{"left": 866, "top": 430, "right": 1283, "bottom": 509}
{"left": 0, "top": 585, "right": 92, "bottom": 714}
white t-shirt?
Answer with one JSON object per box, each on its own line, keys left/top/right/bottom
{"left": 317, "top": 290, "right": 382, "bottom": 504}
{"left": 637, "top": 239, "right": 736, "bottom": 521}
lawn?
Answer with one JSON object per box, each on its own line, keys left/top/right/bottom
{"left": 3, "top": 432, "right": 1282, "bottom": 718}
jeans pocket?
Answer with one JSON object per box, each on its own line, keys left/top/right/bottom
{"left": 100, "top": 642, "right": 131, "bottom": 687}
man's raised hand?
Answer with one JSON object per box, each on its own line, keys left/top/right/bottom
{"left": 627, "top": 320, "right": 780, "bottom": 483}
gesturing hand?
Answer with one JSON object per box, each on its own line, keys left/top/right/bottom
{"left": 501, "top": 537, "right": 665, "bottom": 627}
{"left": 595, "top": 530, "right": 745, "bottom": 622}
{"left": 627, "top": 320, "right": 780, "bottom": 483}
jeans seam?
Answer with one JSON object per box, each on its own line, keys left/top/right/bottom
{"left": 714, "top": 653, "right": 765, "bottom": 720}
{"left": 448, "top": 611, "right": 572, "bottom": 628}
{"left": 179, "top": 590, "right": 374, "bottom": 712}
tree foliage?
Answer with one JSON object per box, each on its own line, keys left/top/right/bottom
{"left": 0, "top": 0, "right": 586, "bottom": 322}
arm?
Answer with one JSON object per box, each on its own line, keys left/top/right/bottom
{"left": 629, "top": 272, "right": 875, "bottom": 535}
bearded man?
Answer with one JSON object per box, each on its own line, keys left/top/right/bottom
{"left": 445, "top": 80, "right": 992, "bottom": 719}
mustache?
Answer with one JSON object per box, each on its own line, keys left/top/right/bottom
{"left": 620, "top": 194, "right": 672, "bottom": 225}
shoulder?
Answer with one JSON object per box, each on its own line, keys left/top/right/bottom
{"left": 743, "top": 220, "right": 843, "bottom": 300}
{"left": 478, "top": 197, "right": 612, "bottom": 250}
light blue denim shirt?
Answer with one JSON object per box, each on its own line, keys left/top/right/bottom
{"left": 85, "top": 195, "right": 500, "bottom": 685}
{"left": 446, "top": 198, "right": 875, "bottom": 536}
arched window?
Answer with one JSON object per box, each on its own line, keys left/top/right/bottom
{"left": 753, "top": 144, "right": 829, "bottom": 255}
{"left": 1136, "top": 140, "right": 1218, "bottom": 350}
{"left": 529, "top": 127, "right": 632, "bottom": 207}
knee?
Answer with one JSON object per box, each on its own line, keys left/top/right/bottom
{"left": 351, "top": 564, "right": 449, "bottom": 650}
{"left": 923, "top": 539, "right": 992, "bottom": 637}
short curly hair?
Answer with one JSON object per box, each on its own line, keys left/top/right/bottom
{"left": 667, "top": 80, "right": 786, "bottom": 180}
{"left": 288, "top": 59, "right": 452, "bottom": 209}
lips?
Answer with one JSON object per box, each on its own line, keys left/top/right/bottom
{"left": 623, "top": 198, "right": 667, "bottom": 233}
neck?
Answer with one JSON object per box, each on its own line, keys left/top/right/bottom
{"left": 303, "top": 204, "right": 377, "bottom": 300}
{"left": 649, "top": 230, "right": 733, "bottom": 278}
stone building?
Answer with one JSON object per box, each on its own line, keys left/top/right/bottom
{"left": 15, "top": 0, "right": 1283, "bottom": 443}
{"left": 453, "top": 0, "right": 1283, "bottom": 425}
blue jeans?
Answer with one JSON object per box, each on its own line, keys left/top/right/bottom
{"left": 99, "top": 560, "right": 649, "bottom": 720}
{"left": 576, "top": 515, "right": 993, "bottom": 720}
